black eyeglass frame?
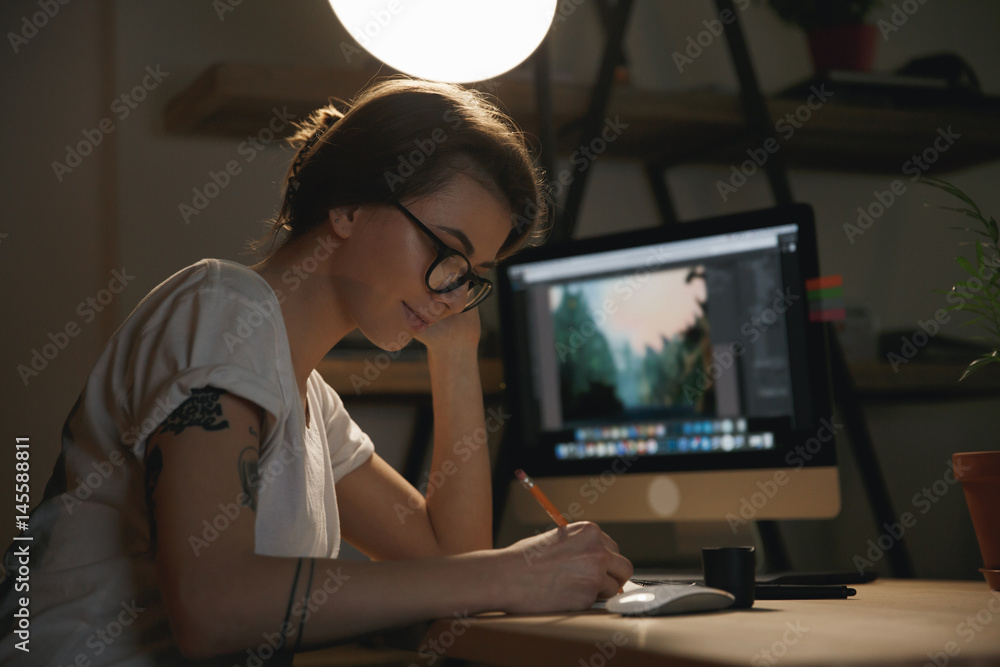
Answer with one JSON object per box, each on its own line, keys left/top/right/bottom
{"left": 394, "top": 203, "right": 494, "bottom": 312}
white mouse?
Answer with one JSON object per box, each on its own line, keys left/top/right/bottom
{"left": 606, "top": 583, "right": 735, "bottom": 616}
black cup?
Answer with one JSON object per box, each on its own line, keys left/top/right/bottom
{"left": 702, "top": 546, "right": 755, "bottom": 609}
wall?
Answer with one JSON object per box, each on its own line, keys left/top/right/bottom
{"left": 1, "top": 0, "right": 998, "bottom": 578}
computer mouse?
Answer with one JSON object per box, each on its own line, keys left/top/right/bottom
{"left": 606, "top": 583, "right": 735, "bottom": 616}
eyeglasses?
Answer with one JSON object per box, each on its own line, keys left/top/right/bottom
{"left": 394, "top": 203, "right": 494, "bottom": 312}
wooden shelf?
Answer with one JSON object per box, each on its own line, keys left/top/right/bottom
{"left": 165, "top": 63, "right": 1000, "bottom": 172}
{"left": 848, "top": 360, "right": 1000, "bottom": 399}
{"left": 317, "top": 354, "right": 504, "bottom": 397}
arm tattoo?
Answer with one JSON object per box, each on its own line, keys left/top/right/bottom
{"left": 238, "top": 446, "right": 259, "bottom": 512}
{"left": 157, "top": 386, "right": 230, "bottom": 436}
{"left": 143, "top": 386, "right": 230, "bottom": 552}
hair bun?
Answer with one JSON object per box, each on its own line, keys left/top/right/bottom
{"left": 288, "top": 105, "right": 345, "bottom": 187}
{"left": 290, "top": 105, "right": 343, "bottom": 151}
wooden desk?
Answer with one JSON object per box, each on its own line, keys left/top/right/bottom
{"left": 408, "top": 580, "right": 1000, "bottom": 667}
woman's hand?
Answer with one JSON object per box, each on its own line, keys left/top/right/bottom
{"left": 494, "top": 522, "right": 634, "bottom": 614}
{"left": 414, "top": 305, "right": 481, "bottom": 353}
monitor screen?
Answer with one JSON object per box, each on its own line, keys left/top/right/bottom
{"left": 497, "top": 204, "right": 839, "bottom": 524}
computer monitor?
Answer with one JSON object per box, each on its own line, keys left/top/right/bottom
{"left": 497, "top": 204, "right": 839, "bottom": 528}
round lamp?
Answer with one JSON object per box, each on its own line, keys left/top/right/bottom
{"left": 329, "top": 0, "right": 558, "bottom": 83}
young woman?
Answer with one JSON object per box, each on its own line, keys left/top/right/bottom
{"left": 0, "top": 78, "right": 632, "bottom": 664}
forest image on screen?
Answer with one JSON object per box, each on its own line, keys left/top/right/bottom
{"left": 549, "top": 264, "right": 715, "bottom": 426}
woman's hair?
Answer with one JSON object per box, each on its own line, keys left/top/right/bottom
{"left": 248, "top": 77, "right": 549, "bottom": 261}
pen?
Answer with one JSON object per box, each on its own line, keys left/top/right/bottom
{"left": 754, "top": 584, "right": 857, "bottom": 600}
{"left": 515, "top": 469, "right": 568, "bottom": 527}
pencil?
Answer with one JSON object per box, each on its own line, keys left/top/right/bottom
{"left": 515, "top": 469, "right": 624, "bottom": 595}
{"left": 515, "top": 469, "right": 568, "bottom": 527}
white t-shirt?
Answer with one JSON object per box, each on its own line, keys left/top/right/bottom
{"left": 0, "top": 258, "right": 374, "bottom": 665}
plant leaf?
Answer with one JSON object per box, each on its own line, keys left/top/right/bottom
{"left": 939, "top": 206, "right": 988, "bottom": 224}
{"left": 921, "top": 177, "right": 982, "bottom": 213}
{"left": 947, "top": 304, "right": 992, "bottom": 318}
{"left": 956, "top": 256, "right": 978, "bottom": 276}
{"left": 956, "top": 316, "right": 987, "bottom": 329}
{"left": 959, "top": 353, "right": 1000, "bottom": 382}
{"left": 958, "top": 295, "right": 993, "bottom": 310}
{"left": 949, "top": 227, "right": 993, "bottom": 239}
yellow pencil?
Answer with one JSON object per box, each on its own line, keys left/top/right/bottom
{"left": 515, "top": 469, "right": 568, "bottom": 527}
{"left": 515, "top": 469, "right": 624, "bottom": 594}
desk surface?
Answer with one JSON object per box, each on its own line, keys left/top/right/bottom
{"left": 413, "top": 580, "right": 1000, "bottom": 667}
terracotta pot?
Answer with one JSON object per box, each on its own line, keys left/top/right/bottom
{"left": 806, "top": 23, "right": 879, "bottom": 73}
{"left": 953, "top": 451, "right": 1000, "bottom": 590}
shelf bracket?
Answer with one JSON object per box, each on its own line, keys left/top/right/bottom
{"left": 714, "top": 0, "right": 793, "bottom": 206}
{"left": 551, "top": 0, "right": 635, "bottom": 243}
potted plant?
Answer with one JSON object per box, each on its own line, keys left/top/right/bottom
{"left": 922, "top": 176, "right": 1000, "bottom": 591}
{"left": 923, "top": 176, "right": 1000, "bottom": 378}
{"left": 766, "top": 0, "right": 882, "bottom": 73}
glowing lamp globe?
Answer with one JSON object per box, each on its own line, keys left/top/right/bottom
{"left": 329, "top": 1, "right": 558, "bottom": 83}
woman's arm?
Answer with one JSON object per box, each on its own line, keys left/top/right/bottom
{"left": 413, "top": 307, "right": 495, "bottom": 552}
{"left": 422, "top": 341, "right": 493, "bottom": 551}
{"left": 149, "top": 386, "right": 632, "bottom": 658}
{"left": 337, "top": 307, "right": 493, "bottom": 559}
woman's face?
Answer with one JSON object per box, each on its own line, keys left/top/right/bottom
{"left": 337, "top": 173, "right": 512, "bottom": 351}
